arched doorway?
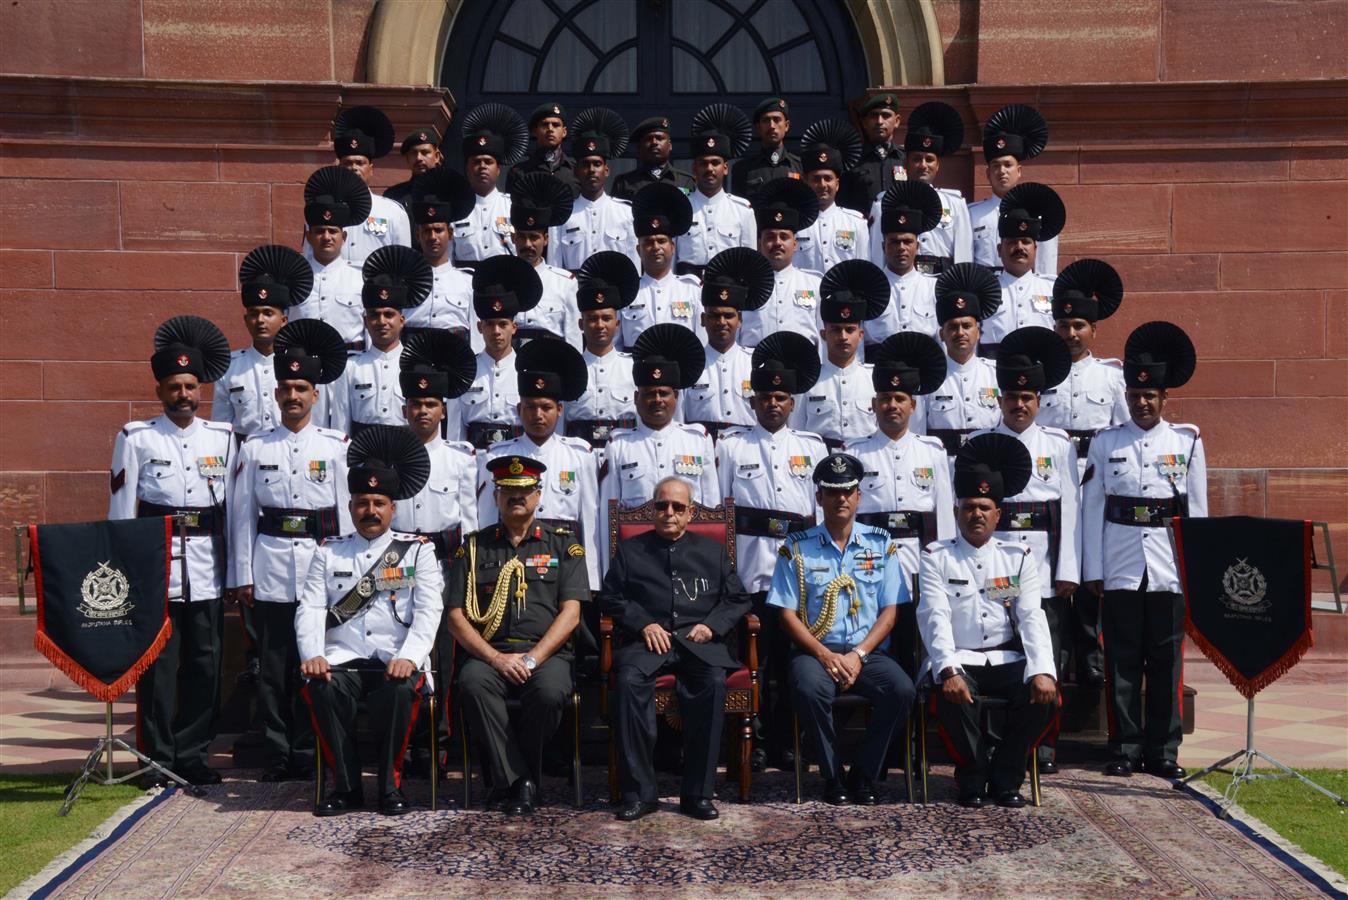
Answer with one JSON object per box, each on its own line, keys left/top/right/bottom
{"left": 439, "top": 0, "right": 873, "bottom": 161}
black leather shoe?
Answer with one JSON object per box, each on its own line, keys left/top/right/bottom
{"left": 822, "top": 779, "right": 850, "bottom": 806}
{"left": 138, "top": 772, "right": 168, "bottom": 791}
{"left": 995, "top": 791, "right": 1028, "bottom": 809}
{"left": 1038, "top": 760, "right": 1059, "bottom": 776}
{"left": 379, "top": 789, "right": 413, "bottom": 816}
{"left": 750, "top": 747, "right": 767, "bottom": 773}
{"left": 314, "top": 789, "right": 364, "bottom": 817}
{"left": 505, "top": 779, "right": 537, "bottom": 816}
{"left": 1104, "top": 759, "right": 1134, "bottom": 777}
{"left": 846, "top": 773, "right": 878, "bottom": 806}
{"left": 483, "top": 788, "right": 510, "bottom": 812}
{"left": 235, "top": 657, "right": 260, "bottom": 687}
{"left": 1145, "top": 759, "right": 1186, "bottom": 779}
{"left": 259, "top": 763, "right": 301, "bottom": 783}
{"left": 678, "top": 797, "right": 719, "bottom": 820}
{"left": 957, "top": 792, "right": 985, "bottom": 809}
{"left": 615, "top": 800, "right": 659, "bottom": 822}
{"left": 182, "top": 767, "right": 223, "bottom": 786}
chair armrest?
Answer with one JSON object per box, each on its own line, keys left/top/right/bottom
{"left": 744, "top": 614, "right": 759, "bottom": 672}
{"left": 599, "top": 614, "right": 614, "bottom": 676}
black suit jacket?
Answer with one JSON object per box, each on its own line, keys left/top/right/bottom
{"left": 600, "top": 530, "right": 750, "bottom": 676}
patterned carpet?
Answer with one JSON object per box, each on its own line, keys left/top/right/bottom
{"left": 27, "top": 768, "right": 1342, "bottom": 898}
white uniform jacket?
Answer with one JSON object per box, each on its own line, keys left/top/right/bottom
{"left": 327, "top": 343, "right": 405, "bottom": 435}
{"left": 795, "top": 203, "right": 869, "bottom": 272}
{"left": 295, "top": 257, "right": 367, "bottom": 348}
{"left": 790, "top": 357, "right": 876, "bottom": 446}
{"left": 871, "top": 267, "right": 939, "bottom": 344}
{"left": 451, "top": 189, "right": 514, "bottom": 263}
{"left": 212, "top": 347, "right": 280, "bottom": 438}
{"left": 981, "top": 270, "right": 1057, "bottom": 348}
{"left": 552, "top": 193, "right": 638, "bottom": 270}
{"left": 739, "top": 264, "right": 822, "bottom": 348}
{"left": 677, "top": 189, "right": 756, "bottom": 266}
{"left": 926, "top": 355, "right": 1001, "bottom": 450}
{"left": 519, "top": 262, "right": 581, "bottom": 346}
{"left": 1037, "top": 354, "right": 1128, "bottom": 473}
{"left": 684, "top": 343, "right": 754, "bottom": 430}
{"left": 404, "top": 263, "right": 480, "bottom": 350}
{"left": 620, "top": 271, "right": 706, "bottom": 350}
{"left": 391, "top": 438, "right": 478, "bottom": 551}
{"left": 868, "top": 186, "right": 972, "bottom": 265}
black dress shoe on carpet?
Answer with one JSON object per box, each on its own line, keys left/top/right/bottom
{"left": 957, "top": 793, "right": 985, "bottom": 809}
{"left": 1145, "top": 759, "right": 1186, "bottom": 779}
{"left": 995, "top": 791, "right": 1028, "bottom": 809}
{"left": 615, "top": 800, "right": 659, "bottom": 822}
{"left": 750, "top": 747, "right": 767, "bottom": 773}
{"left": 846, "top": 773, "right": 878, "bottom": 806}
{"left": 314, "top": 790, "right": 364, "bottom": 817}
{"left": 822, "top": 779, "right": 850, "bottom": 806}
{"left": 678, "top": 798, "right": 719, "bottom": 820}
{"left": 182, "top": 767, "right": 223, "bottom": 786}
{"left": 505, "top": 779, "right": 537, "bottom": 816}
{"left": 1104, "top": 759, "right": 1134, "bottom": 777}
{"left": 1038, "top": 760, "right": 1059, "bottom": 775}
{"left": 138, "top": 772, "right": 168, "bottom": 790}
{"left": 259, "top": 763, "right": 300, "bottom": 783}
{"left": 379, "top": 789, "right": 413, "bottom": 816}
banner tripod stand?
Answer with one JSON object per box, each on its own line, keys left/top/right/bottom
{"left": 59, "top": 702, "right": 204, "bottom": 816}
{"left": 1177, "top": 696, "right": 1347, "bottom": 818}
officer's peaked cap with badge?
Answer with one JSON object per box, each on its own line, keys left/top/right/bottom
{"left": 333, "top": 105, "right": 395, "bottom": 160}
{"left": 489, "top": 454, "right": 547, "bottom": 489}
{"left": 400, "top": 125, "right": 441, "bottom": 155}
{"left": 996, "top": 326, "right": 1072, "bottom": 393}
{"left": 238, "top": 244, "right": 312, "bottom": 309}
{"left": 820, "top": 259, "right": 889, "bottom": 324}
{"left": 569, "top": 106, "right": 629, "bottom": 161}
{"left": 577, "top": 250, "right": 640, "bottom": 312}
{"left": 273, "top": 318, "right": 347, "bottom": 385}
{"left": 460, "top": 102, "right": 529, "bottom": 165}
{"left": 870, "top": 331, "right": 946, "bottom": 396}
{"left": 409, "top": 165, "right": 475, "bottom": 226}
{"left": 151, "top": 316, "right": 230, "bottom": 383}
{"left": 516, "top": 337, "right": 587, "bottom": 402}
{"left": 880, "top": 180, "right": 943, "bottom": 236}
{"left": 954, "top": 433, "right": 1033, "bottom": 503}
{"left": 690, "top": 102, "right": 753, "bottom": 160}
{"left": 510, "top": 172, "right": 574, "bottom": 232}
{"left": 982, "top": 104, "right": 1049, "bottom": 162}
{"left": 860, "top": 92, "right": 900, "bottom": 116}
{"left": 752, "top": 176, "right": 820, "bottom": 233}
{"left": 304, "top": 165, "right": 372, "bottom": 228}
{"left": 1053, "top": 258, "right": 1123, "bottom": 322}
{"left": 751, "top": 331, "right": 820, "bottom": 395}
{"left": 632, "top": 182, "right": 694, "bottom": 238}
{"left": 400, "top": 329, "right": 476, "bottom": 400}
{"left": 529, "top": 102, "right": 566, "bottom": 128}
{"left": 904, "top": 101, "right": 965, "bottom": 157}
{"left": 472, "top": 255, "right": 543, "bottom": 320}
{"left": 800, "top": 117, "right": 863, "bottom": 174}
{"left": 1124, "top": 321, "right": 1196, "bottom": 391}
{"left": 752, "top": 97, "right": 790, "bottom": 122}
{"left": 631, "top": 323, "right": 705, "bottom": 390}
{"left": 361, "top": 245, "right": 432, "bottom": 310}
{"left": 998, "top": 182, "right": 1065, "bottom": 242}
{"left": 347, "top": 424, "right": 431, "bottom": 500}
{"left": 630, "top": 115, "right": 674, "bottom": 144}
{"left": 701, "top": 246, "right": 774, "bottom": 311}
{"left": 935, "top": 262, "right": 1002, "bottom": 324}
{"left": 813, "top": 453, "right": 864, "bottom": 491}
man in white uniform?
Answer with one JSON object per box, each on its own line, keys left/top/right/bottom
{"left": 508, "top": 173, "right": 580, "bottom": 346}
{"left": 404, "top": 165, "right": 478, "bottom": 348}
{"left": 926, "top": 263, "right": 1003, "bottom": 456}
{"left": 869, "top": 181, "right": 942, "bottom": 348}
{"left": 739, "top": 177, "right": 822, "bottom": 348}
{"left": 795, "top": 118, "right": 870, "bottom": 272}
{"left": 677, "top": 105, "right": 756, "bottom": 277}
{"left": 461, "top": 257, "right": 541, "bottom": 449}
{"left": 980, "top": 183, "right": 1064, "bottom": 356}
{"left": 297, "top": 166, "right": 371, "bottom": 352}
{"left": 553, "top": 112, "right": 637, "bottom": 270}
{"left": 566, "top": 251, "right": 641, "bottom": 449}
{"left": 622, "top": 184, "right": 704, "bottom": 349}
{"left": 452, "top": 104, "right": 526, "bottom": 265}
{"left": 969, "top": 104, "right": 1058, "bottom": 276}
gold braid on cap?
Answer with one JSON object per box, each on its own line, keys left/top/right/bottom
{"left": 463, "top": 535, "right": 528, "bottom": 642}
{"left": 791, "top": 544, "right": 860, "bottom": 641}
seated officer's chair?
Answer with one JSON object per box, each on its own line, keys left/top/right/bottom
{"left": 314, "top": 678, "right": 439, "bottom": 811}
{"left": 599, "top": 496, "right": 760, "bottom": 803}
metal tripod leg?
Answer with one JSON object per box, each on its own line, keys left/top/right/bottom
{"left": 58, "top": 703, "right": 204, "bottom": 816}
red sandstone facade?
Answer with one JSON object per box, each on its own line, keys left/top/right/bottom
{"left": 1, "top": 0, "right": 1344, "bottom": 589}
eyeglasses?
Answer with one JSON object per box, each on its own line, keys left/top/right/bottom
{"left": 653, "top": 500, "right": 689, "bottom": 514}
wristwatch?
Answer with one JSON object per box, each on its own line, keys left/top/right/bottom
{"left": 853, "top": 647, "right": 868, "bottom": 664}
{"left": 522, "top": 655, "right": 537, "bottom": 671}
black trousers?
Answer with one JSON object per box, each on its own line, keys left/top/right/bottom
{"left": 1070, "top": 584, "right": 1104, "bottom": 680}
{"left": 251, "top": 601, "right": 313, "bottom": 770}
{"left": 789, "top": 652, "right": 915, "bottom": 783}
{"left": 750, "top": 591, "right": 792, "bottom": 756}
{"left": 934, "top": 660, "right": 1057, "bottom": 796}
{"left": 614, "top": 646, "right": 728, "bottom": 803}
{"left": 458, "top": 655, "right": 570, "bottom": 790}
{"left": 303, "top": 664, "right": 426, "bottom": 796}
{"left": 135, "top": 599, "right": 224, "bottom": 773}
{"left": 1101, "top": 582, "right": 1185, "bottom": 764}
{"left": 1036, "top": 594, "right": 1070, "bottom": 764}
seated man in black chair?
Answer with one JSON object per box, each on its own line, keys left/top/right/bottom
{"left": 602, "top": 476, "right": 751, "bottom": 822}
{"left": 917, "top": 433, "right": 1058, "bottom": 809}
{"left": 446, "top": 454, "right": 588, "bottom": 816}
{"left": 298, "top": 426, "right": 444, "bottom": 817}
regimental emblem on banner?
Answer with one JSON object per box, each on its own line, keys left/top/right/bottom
{"left": 1221, "top": 558, "right": 1270, "bottom": 614}
{"left": 912, "top": 466, "right": 935, "bottom": 489}
{"left": 197, "top": 456, "right": 227, "bottom": 478}
{"left": 308, "top": 460, "right": 329, "bottom": 483}
{"left": 79, "top": 562, "right": 133, "bottom": 620}
{"left": 789, "top": 455, "right": 812, "bottom": 477}
{"left": 985, "top": 575, "right": 1019, "bottom": 602}
{"left": 674, "top": 455, "right": 703, "bottom": 476}
{"left": 978, "top": 387, "right": 1000, "bottom": 408}
{"left": 1155, "top": 454, "right": 1188, "bottom": 478}
{"left": 1035, "top": 456, "right": 1054, "bottom": 480}
{"left": 793, "top": 290, "right": 816, "bottom": 309}
{"left": 557, "top": 470, "right": 577, "bottom": 494}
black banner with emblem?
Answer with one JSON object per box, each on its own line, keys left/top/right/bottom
{"left": 1172, "top": 516, "right": 1313, "bottom": 699}
{"left": 31, "top": 518, "right": 172, "bottom": 702}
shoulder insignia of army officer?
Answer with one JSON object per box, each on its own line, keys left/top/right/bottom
{"left": 567, "top": 543, "right": 585, "bottom": 558}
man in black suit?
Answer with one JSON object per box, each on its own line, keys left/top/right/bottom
{"left": 601, "top": 476, "right": 750, "bottom": 822}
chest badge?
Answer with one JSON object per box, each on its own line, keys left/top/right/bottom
{"left": 789, "top": 455, "right": 812, "bottom": 477}
{"left": 978, "top": 387, "right": 1000, "bottom": 409}
{"left": 307, "top": 460, "right": 328, "bottom": 483}
{"left": 1035, "top": 456, "right": 1054, "bottom": 480}
{"left": 374, "top": 565, "right": 415, "bottom": 591}
{"left": 985, "top": 575, "right": 1019, "bottom": 602}
{"left": 364, "top": 216, "right": 389, "bottom": 236}
{"left": 197, "top": 456, "right": 227, "bottom": 478}
{"left": 793, "top": 289, "right": 816, "bottom": 309}
{"left": 740, "top": 378, "right": 753, "bottom": 399}
{"left": 853, "top": 548, "right": 883, "bottom": 572}
{"left": 834, "top": 229, "right": 856, "bottom": 251}
{"left": 1155, "top": 454, "right": 1188, "bottom": 477}
{"left": 670, "top": 300, "right": 691, "bottom": 318}
{"left": 1031, "top": 294, "right": 1052, "bottom": 314}
{"left": 557, "top": 470, "right": 577, "bottom": 493}
{"left": 912, "top": 466, "right": 935, "bottom": 489}
{"left": 525, "top": 554, "right": 557, "bottom": 575}
{"left": 674, "top": 455, "right": 704, "bottom": 476}
{"left": 382, "top": 549, "right": 402, "bottom": 566}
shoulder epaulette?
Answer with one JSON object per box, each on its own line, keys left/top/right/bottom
{"left": 915, "top": 434, "right": 945, "bottom": 452}
{"left": 676, "top": 273, "right": 703, "bottom": 286}
{"left": 443, "top": 438, "right": 476, "bottom": 453}
{"left": 838, "top": 206, "right": 865, "bottom": 221}
{"left": 679, "top": 422, "right": 710, "bottom": 437}
{"left": 557, "top": 434, "right": 593, "bottom": 453}
{"left": 548, "top": 265, "right": 576, "bottom": 279}
{"left": 728, "top": 193, "right": 752, "bottom": 208}
{"left": 1040, "top": 425, "right": 1070, "bottom": 442}
{"left": 797, "top": 268, "right": 824, "bottom": 279}
{"left": 719, "top": 425, "right": 749, "bottom": 440}
{"left": 792, "top": 428, "right": 826, "bottom": 443}
{"left": 967, "top": 427, "right": 992, "bottom": 440}
{"left": 122, "top": 420, "right": 153, "bottom": 436}
{"left": 314, "top": 426, "right": 349, "bottom": 443}
{"left": 1097, "top": 356, "right": 1123, "bottom": 369}
{"left": 1173, "top": 422, "right": 1201, "bottom": 437}
{"left": 231, "top": 348, "right": 247, "bottom": 358}
{"left": 202, "top": 420, "right": 234, "bottom": 434}
{"left": 860, "top": 523, "right": 890, "bottom": 539}
{"left": 611, "top": 196, "right": 631, "bottom": 206}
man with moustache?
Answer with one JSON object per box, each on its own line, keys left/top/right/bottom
{"left": 229, "top": 319, "right": 350, "bottom": 782}
{"left": 567, "top": 252, "right": 641, "bottom": 450}
{"left": 296, "top": 166, "right": 371, "bottom": 352}
{"left": 979, "top": 183, "right": 1065, "bottom": 357}
{"left": 621, "top": 184, "right": 705, "bottom": 350}
{"left": 110, "top": 316, "right": 235, "bottom": 787}
{"left": 404, "top": 166, "right": 479, "bottom": 350}
{"left": 447, "top": 455, "right": 589, "bottom": 816}
{"left": 738, "top": 178, "right": 822, "bottom": 349}
{"left": 611, "top": 117, "right": 696, "bottom": 201}
{"left": 382, "top": 126, "right": 444, "bottom": 212}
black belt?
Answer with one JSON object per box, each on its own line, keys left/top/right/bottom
{"left": 257, "top": 506, "right": 340, "bottom": 540}
{"left": 1065, "top": 430, "right": 1096, "bottom": 459}
{"left": 823, "top": 436, "right": 846, "bottom": 452}
{"left": 926, "top": 427, "right": 976, "bottom": 455}
{"left": 674, "top": 261, "right": 705, "bottom": 278}
{"left": 565, "top": 418, "right": 632, "bottom": 446}
{"left": 411, "top": 525, "right": 463, "bottom": 563}
{"left": 137, "top": 502, "right": 223, "bottom": 538}
{"left": 972, "top": 637, "right": 1023, "bottom": 654}
{"left": 856, "top": 510, "right": 936, "bottom": 542}
{"left": 1000, "top": 499, "right": 1062, "bottom": 577}
{"left": 914, "top": 254, "right": 951, "bottom": 275}
{"left": 402, "top": 325, "right": 469, "bottom": 341}
{"left": 467, "top": 421, "right": 523, "bottom": 449}
{"left": 735, "top": 507, "right": 813, "bottom": 539}
{"left": 343, "top": 339, "right": 366, "bottom": 353}
{"left": 1105, "top": 495, "right": 1187, "bottom": 527}
{"left": 452, "top": 259, "right": 475, "bottom": 269}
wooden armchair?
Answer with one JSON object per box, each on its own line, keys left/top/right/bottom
{"left": 599, "top": 496, "right": 760, "bottom": 803}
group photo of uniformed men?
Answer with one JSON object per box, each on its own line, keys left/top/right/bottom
{"left": 108, "top": 91, "right": 1208, "bottom": 820}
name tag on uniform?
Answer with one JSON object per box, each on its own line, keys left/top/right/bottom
{"left": 693, "top": 382, "right": 710, "bottom": 390}
{"left": 334, "top": 571, "right": 354, "bottom": 578}
{"left": 973, "top": 225, "right": 986, "bottom": 233}
{"left": 948, "top": 578, "right": 969, "bottom": 585}
{"left": 621, "top": 462, "right": 639, "bottom": 471}
{"left": 197, "top": 456, "right": 227, "bottom": 478}
{"left": 355, "top": 383, "right": 373, "bottom": 390}
{"left": 149, "top": 458, "right": 172, "bottom": 467}
{"left": 260, "top": 464, "right": 280, "bottom": 471}
{"left": 1109, "top": 456, "right": 1127, "bottom": 463}
{"left": 566, "top": 226, "right": 581, "bottom": 233}
{"left": 229, "top": 386, "right": 246, "bottom": 393}
{"left": 737, "top": 463, "right": 760, "bottom": 472}
{"left": 467, "top": 385, "right": 485, "bottom": 393}
{"left": 934, "top": 394, "right": 954, "bottom": 402}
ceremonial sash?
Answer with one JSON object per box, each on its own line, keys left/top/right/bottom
{"left": 325, "top": 539, "right": 417, "bottom": 630}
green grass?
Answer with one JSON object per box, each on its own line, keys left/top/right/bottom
{"left": 0, "top": 773, "right": 143, "bottom": 895}
{"left": 1201, "top": 768, "right": 1348, "bottom": 877}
